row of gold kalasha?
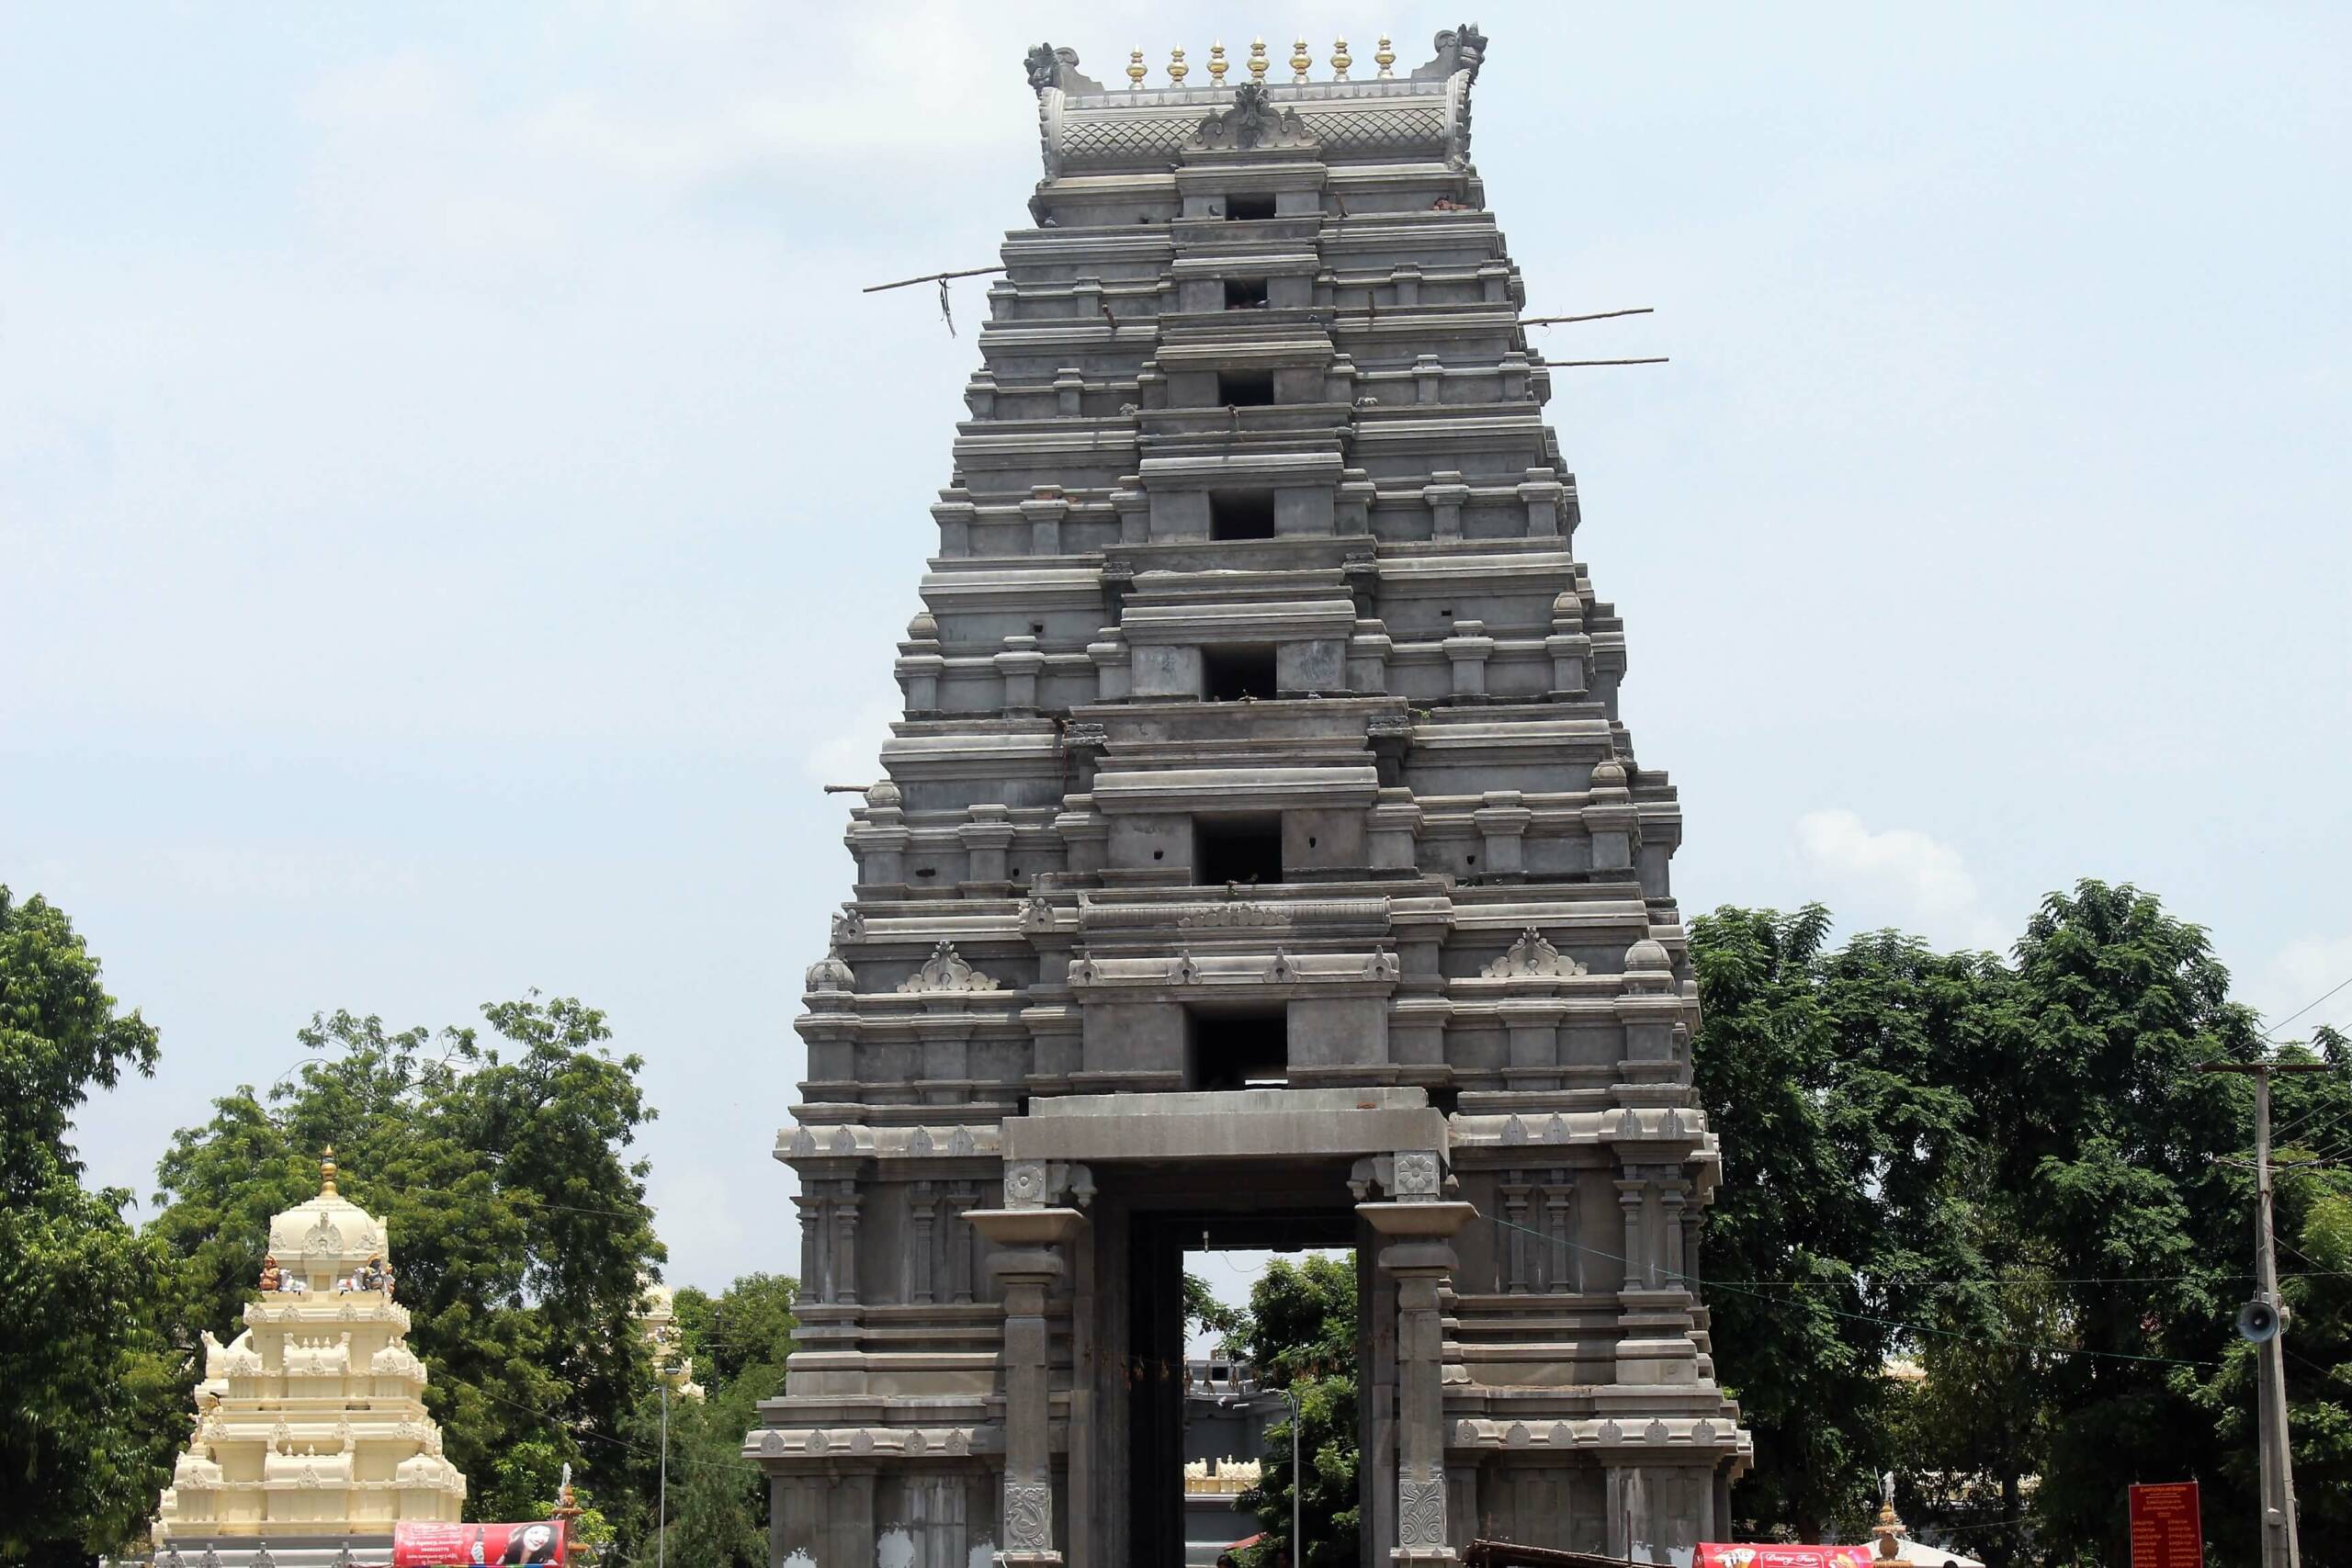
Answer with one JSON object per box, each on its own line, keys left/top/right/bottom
{"left": 1124, "top": 36, "right": 1402, "bottom": 87}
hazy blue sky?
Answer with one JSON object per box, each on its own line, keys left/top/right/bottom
{"left": 6, "top": 4, "right": 2346, "bottom": 1293}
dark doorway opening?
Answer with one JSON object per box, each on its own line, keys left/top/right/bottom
{"left": 1197, "top": 815, "right": 1283, "bottom": 886}
{"left": 1204, "top": 645, "right": 1278, "bottom": 702}
{"left": 1226, "top": 193, "right": 1277, "bottom": 221}
{"left": 1119, "top": 1190, "right": 1365, "bottom": 1568}
{"left": 1224, "top": 276, "right": 1270, "bottom": 310}
{"left": 1210, "top": 491, "right": 1276, "bottom": 540}
{"left": 1187, "top": 1007, "right": 1289, "bottom": 1091}
{"left": 1218, "top": 370, "right": 1276, "bottom": 407}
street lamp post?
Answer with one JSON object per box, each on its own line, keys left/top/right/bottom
{"left": 1220, "top": 1386, "right": 1303, "bottom": 1566}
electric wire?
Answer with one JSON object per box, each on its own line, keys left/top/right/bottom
{"left": 2262, "top": 973, "right": 2352, "bottom": 1040}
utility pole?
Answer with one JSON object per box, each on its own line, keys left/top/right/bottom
{"left": 2203, "top": 1060, "right": 2329, "bottom": 1568}
{"left": 657, "top": 1371, "right": 671, "bottom": 1568}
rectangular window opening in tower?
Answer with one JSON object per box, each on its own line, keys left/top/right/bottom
{"left": 1225, "top": 194, "right": 1276, "bottom": 221}
{"left": 1203, "top": 645, "right": 1277, "bottom": 701}
{"left": 1186, "top": 1006, "right": 1289, "bottom": 1090}
{"left": 1209, "top": 491, "right": 1275, "bottom": 540}
{"left": 1217, "top": 370, "right": 1275, "bottom": 407}
{"left": 1223, "top": 276, "right": 1270, "bottom": 310}
{"left": 1196, "top": 815, "right": 1283, "bottom": 886}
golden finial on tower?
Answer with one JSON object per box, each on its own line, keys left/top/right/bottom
{"left": 1248, "top": 38, "right": 1270, "bottom": 82}
{"left": 1291, "top": 37, "right": 1312, "bottom": 83}
{"left": 1168, "top": 46, "right": 1188, "bottom": 85}
{"left": 1127, "top": 48, "right": 1147, "bottom": 87}
{"left": 1375, "top": 35, "right": 1396, "bottom": 77}
{"left": 1208, "top": 41, "right": 1228, "bottom": 84}
{"left": 320, "top": 1145, "right": 338, "bottom": 1196}
{"left": 1331, "top": 37, "right": 1352, "bottom": 80}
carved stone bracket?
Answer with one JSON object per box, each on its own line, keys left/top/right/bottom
{"left": 898, "top": 941, "right": 1000, "bottom": 994}
{"left": 1002, "top": 1160, "right": 1094, "bottom": 1211}
{"left": 1193, "top": 82, "right": 1314, "bottom": 152}
{"left": 1480, "top": 928, "right": 1588, "bottom": 978}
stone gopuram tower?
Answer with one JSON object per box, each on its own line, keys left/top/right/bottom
{"left": 754, "top": 29, "right": 1750, "bottom": 1568}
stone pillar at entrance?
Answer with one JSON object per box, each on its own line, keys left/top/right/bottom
{"left": 969, "top": 1206, "right": 1086, "bottom": 1567}
{"left": 1361, "top": 1164, "right": 1476, "bottom": 1568}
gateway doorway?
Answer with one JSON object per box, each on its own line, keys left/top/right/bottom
{"left": 1119, "top": 1189, "right": 1370, "bottom": 1568}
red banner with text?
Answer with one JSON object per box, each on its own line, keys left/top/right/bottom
{"left": 1696, "top": 1548, "right": 1877, "bottom": 1568}
{"left": 391, "top": 1520, "right": 566, "bottom": 1568}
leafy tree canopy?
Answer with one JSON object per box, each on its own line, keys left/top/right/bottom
{"left": 1694, "top": 882, "right": 2343, "bottom": 1568}
{"left": 634, "top": 1271, "right": 801, "bottom": 1568}
{"left": 0, "top": 887, "right": 186, "bottom": 1565}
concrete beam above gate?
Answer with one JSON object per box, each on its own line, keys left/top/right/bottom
{"left": 1003, "top": 1085, "right": 1447, "bottom": 1163}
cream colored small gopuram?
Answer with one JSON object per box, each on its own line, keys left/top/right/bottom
{"left": 155, "top": 1152, "right": 466, "bottom": 1559}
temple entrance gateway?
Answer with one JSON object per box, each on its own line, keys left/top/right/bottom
{"left": 1012, "top": 1089, "right": 1443, "bottom": 1567}
{"left": 757, "top": 28, "right": 1749, "bottom": 1568}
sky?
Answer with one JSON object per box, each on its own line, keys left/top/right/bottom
{"left": 4, "top": 3, "right": 2347, "bottom": 1296}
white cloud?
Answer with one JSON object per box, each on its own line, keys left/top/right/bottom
{"left": 1792, "top": 808, "right": 2010, "bottom": 951}
{"left": 2253, "top": 932, "right": 2352, "bottom": 1042}
{"left": 802, "top": 696, "right": 899, "bottom": 789}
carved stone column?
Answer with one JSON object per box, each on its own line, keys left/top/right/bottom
{"left": 949, "top": 1182, "right": 979, "bottom": 1303}
{"left": 910, "top": 1180, "right": 937, "bottom": 1305}
{"left": 1617, "top": 1177, "right": 1648, "bottom": 1290}
{"left": 968, "top": 1206, "right": 1085, "bottom": 1568}
{"left": 791, "top": 1192, "right": 831, "bottom": 1303}
{"left": 833, "top": 1179, "right": 862, "bottom": 1305}
{"left": 1499, "top": 1172, "right": 1532, "bottom": 1293}
{"left": 1542, "top": 1168, "right": 1575, "bottom": 1294}
{"left": 1361, "top": 1171, "right": 1476, "bottom": 1567}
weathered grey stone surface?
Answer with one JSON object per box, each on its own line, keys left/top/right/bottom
{"left": 754, "top": 29, "right": 1750, "bottom": 1568}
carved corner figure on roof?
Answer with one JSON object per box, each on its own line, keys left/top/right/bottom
{"left": 1023, "top": 43, "right": 1102, "bottom": 96}
{"left": 1412, "top": 23, "right": 1489, "bottom": 83}
{"left": 1195, "top": 82, "right": 1311, "bottom": 153}
{"left": 1413, "top": 22, "right": 1489, "bottom": 162}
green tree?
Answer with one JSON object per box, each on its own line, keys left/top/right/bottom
{"left": 1962, "top": 883, "right": 2257, "bottom": 1565}
{"left": 146, "top": 997, "right": 664, "bottom": 1535}
{"left": 1184, "top": 1269, "right": 1247, "bottom": 1354}
{"left": 0, "top": 887, "right": 187, "bottom": 1565}
{"left": 636, "top": 1272, "right": 800, "bottom": 1568}
{"left": 1690, "top": 907, "right": 1997, "bottom": 1541}
{"left": 1239, "top": 1254, "right": 1359, "bottom": 1568}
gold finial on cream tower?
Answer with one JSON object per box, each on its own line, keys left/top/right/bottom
{"left": 1208, "top": 41, "right": 1228, "bottom": 84}
{"left": 1331, "top": 37, "right": 1352, "bottom": 80}
{"left": 1127, "top": 48, "right": 1147, "bottom": 87}
{"left": 320, "top": 1145, "right": 338, "bottom": 1196}
{"left": 1168, "top": 46, "right": 1188, "bottom": 85}
{"left": 1248, "top": 38, "right": 1270, "bottom": 81}
{"left": 1291, "top": 37, "right": 1312, "bottom": 83}
{"left": 1375, "top": 35, "right": 1396, "bottom": 77}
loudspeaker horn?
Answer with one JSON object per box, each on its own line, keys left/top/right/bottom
{"left": 2237, "top": 1298, "right": 2282, "bottom": 1343}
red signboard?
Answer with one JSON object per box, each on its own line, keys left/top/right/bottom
{"left": 2129, "top": 1482, "right": 2203, "bottom": 1568}
{"left": 392, "top": 1520, "right": 567, "bottom": 1568}
{"left": 1696, "top": 1548, "right": 1876, "bottom": 1568}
